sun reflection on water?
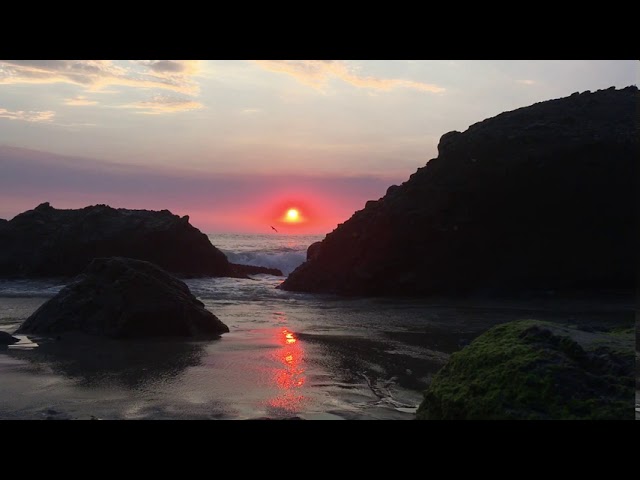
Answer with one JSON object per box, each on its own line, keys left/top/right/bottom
{"left": 268, "top": 327, "right": 306, "bottom": 413}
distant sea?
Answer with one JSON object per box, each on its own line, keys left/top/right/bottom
{"left": 0, "top": 234, "right": 632, "bottom": 419}
{"left": 211, "top": 233, "right": 322, "bottom": 276}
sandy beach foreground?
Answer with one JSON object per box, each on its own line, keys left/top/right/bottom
{"left": 1, "top": 285, "right": 634, "bottom": 420}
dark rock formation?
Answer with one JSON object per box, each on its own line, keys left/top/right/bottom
{"left": 0, "top": 331, "right": 19, "bottom": 345}
{"left": 306, "top": 241, "right": 322, "bottom": 261}
{"left": 416, "top": 320, "right": 634, "bottom": 420}
{"left": 281, "top": 86, "right": 638, "bottom": 296}
{"left": 230, "top": 263, "right": 283, "bottom": 277}
{"left": 16, "top": 257, "right": 229, "bottom": 338}
{"left": 0, "top": 203, "right": 275, "bottom": 278}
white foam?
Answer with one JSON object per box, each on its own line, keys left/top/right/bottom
{"left": 208, "top": 233, "right": 322, "bottom": 276}
{"left": 223, "top": 250, "right": 307, "bottom": 276}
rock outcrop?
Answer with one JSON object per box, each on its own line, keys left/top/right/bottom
{"left": 416, "top": 320, "right": 634, "bottom": 420}
{"left": 0, "top": 331, "right": 19, "bottom": 345}
{"left": 281, "top": 86, "right": 638, "bottom": 296}
{"left": 230, "top": 263, "right": 283, "bottom": 277}
{"left": 0, "top": 203, "right": 281, "bottom": 278}
{"left": 16, "top": 257, "right": 229, "bottom": 338}
{"left": 306, "top": 242, "right": 322, "bottom": 261}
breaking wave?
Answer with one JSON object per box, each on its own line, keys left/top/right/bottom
{"left": 223, "top": 249, "right": 307, "bottom": 276}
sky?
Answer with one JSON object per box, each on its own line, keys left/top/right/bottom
{"left": 0, "top": 60, "right": 637, "bottom": 233}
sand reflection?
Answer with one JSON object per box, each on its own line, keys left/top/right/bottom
{"left": 8, "top": 335, "right": 206, "bottom": 389}
{"left": 267, "top": 326, "right": 306, "bottom": 414}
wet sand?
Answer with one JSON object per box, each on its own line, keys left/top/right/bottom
{"left": 0, "top": 292, "right": 635, "bottom": 420}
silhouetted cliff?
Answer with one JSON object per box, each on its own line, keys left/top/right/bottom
{"left": 281, "top": 86, "right": 638, "bottom": 296}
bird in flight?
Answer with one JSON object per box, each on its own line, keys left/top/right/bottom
{"left": 271, "top": 226, "right": 278, "bottom": 233}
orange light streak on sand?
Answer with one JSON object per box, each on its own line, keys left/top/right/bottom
{"left": 268, "top": 327, "right": 306, "bottom": 412}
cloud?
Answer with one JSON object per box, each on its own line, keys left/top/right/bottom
{"left": 134, "top": 60, "right": 199, "bottom": 75}
{"left": 64, "top": 95, "right": 98, "bottom": 106}
{"left": 121, "top": 95, "right": 204, "bottom": 114}
{"left": 0, "top": 60, "right": 201, "bottom": 95}
{"left": 241, "top": 108, "right": 262, "bottom": 114}
{"left": 253, "top": 60, "right": 445, "bottom": 93}
{"left": 0, "top": 107, "right": 55, "bottom": 122}
{"left": 53, "top": 122, "right": 97, "bottom": 128}
{"left": 517, "top": 79, "right": 536, "bottom": 85}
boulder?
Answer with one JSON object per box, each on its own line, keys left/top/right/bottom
{"left": 0, "top": 331, "right": 19, "bottom": 345}
{"left": 0, "top": 203, "right": 268, "bottom": 279}
{"left": 416, "top": 320, "right": 634, "bottom": 420}
{"left": 280, "top": 86, "right": 638, "bottom": 296}
{"left": 16, "top": 257, "right": 229, "bottom": 339}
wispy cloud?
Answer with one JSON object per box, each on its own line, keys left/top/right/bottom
{"left": 241, "top": 108, "right": 262, "bottom": 114}
{"left": 121, "top": 95, "right": 204, "bottom": 114}
{"left": 517, "top": 79, "right": 536, "bottom": 85}
{"left": 133, "top": 60, "right": 199, "bottom": 75}
{"left": 53, "top": 122, "right": 97, "bottom": 128}
{"left": 64, "top": 95, "right": 98, "bottom": 106}
{"left": 253, "top": 60, "right": 445, "bottom": 93}
{"left": 0, "top": 107, "right": 55, "bottom": 122}
{"left": 0, "top": 60, "right": 201, "bottom": 95}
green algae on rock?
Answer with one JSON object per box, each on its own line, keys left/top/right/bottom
{"left": 416, "top": 320, "right": 634, "bottom": 420}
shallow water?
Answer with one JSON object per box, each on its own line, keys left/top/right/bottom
{"left": 0, "top": 273, "right": 633, "bottom": 420}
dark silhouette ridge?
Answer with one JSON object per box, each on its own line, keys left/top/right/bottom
{"left": 0, "top": 203, "right": 282, "bottom": 278}
{"left": 230, "top": 262, "right": 282, "bottom": 276}
{"left": 280, "top": 86, "right": 638, "bottom": 296}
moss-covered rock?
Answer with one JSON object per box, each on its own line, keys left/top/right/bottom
{"left": 416, "top": 320, "right": 634, "bottom": 420}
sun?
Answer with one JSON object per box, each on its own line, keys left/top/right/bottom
{"left": 272, "top": 202, "right": 309, "bottom": 227}
{"left": 286, "top": 208, "right": 299, "bottom": 222}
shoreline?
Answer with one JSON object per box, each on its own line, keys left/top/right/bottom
{"left": 1, "top": 290, "right": 634, "bottom": 420}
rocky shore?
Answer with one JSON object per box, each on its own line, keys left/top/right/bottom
{"left": 281, "top": 86, "right": 637, "bottom": 297}
{"left": 0, "top": 203, "right": 282, "bottom": 278}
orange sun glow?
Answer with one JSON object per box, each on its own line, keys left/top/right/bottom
{"left": 267, "top": 198, "right": 317, "bottom": 231}
{"left": 286, "top": 208, "right": 300, "bottom": 222}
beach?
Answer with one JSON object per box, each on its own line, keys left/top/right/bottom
{"left": 0, "top": 234, "right": 633, "bottom": 419}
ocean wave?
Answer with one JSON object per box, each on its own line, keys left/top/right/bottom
{"left": 0, "top": 280, "right": 65, "bottom": 298}
{"left": 223, "top": 250, "right": 306, "bottom": 276}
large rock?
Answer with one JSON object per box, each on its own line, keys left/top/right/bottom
{"left": 280, "top": 86, "right": 638, "bottom": 296}
{"left": 0, "top": 331, "right": 19, "bottom": 345}
{"left": 0, "top": 203, "right": 281, "bottom": 278}
{"left": 16, "top": 257, "right": 229, "bottom": 338}
{"left": 416, "top": 320, "right": 634, "bottom": 420}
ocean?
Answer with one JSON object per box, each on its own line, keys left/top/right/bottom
{"left": 0, "top": 234, "right": 633, "bottom": 420}
{"left": 213, "top": 233, "right": 322, "bottom": 276}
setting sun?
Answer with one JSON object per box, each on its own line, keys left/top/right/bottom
{"left": 266, "top": 198, "right": 318, "bottom": 231}
{"left": 286, "top": 209, "right": 300, "bottom": 222}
